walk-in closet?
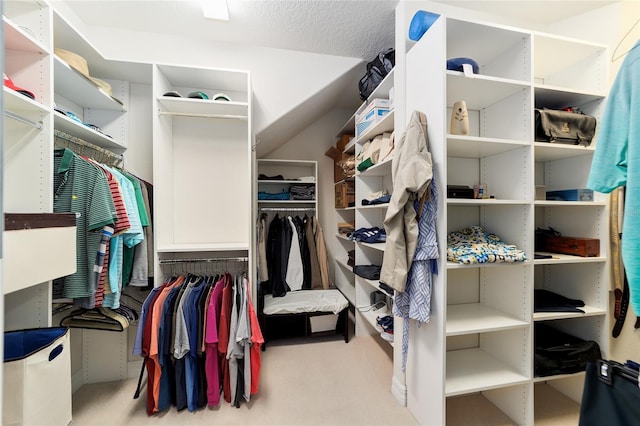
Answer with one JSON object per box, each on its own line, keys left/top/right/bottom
{"left": 2, "top": 1, "right": 640, "bottom": 425}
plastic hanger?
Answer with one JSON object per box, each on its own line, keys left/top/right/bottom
{"left": 612, "top": 17, "right": 640, "bottom": 62}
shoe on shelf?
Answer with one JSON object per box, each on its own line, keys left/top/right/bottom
{"left": 375, "top": 315, "right": 393, "bottom": 333}
{"left": 380, "top": 328, "right": 394, "bottom": 342}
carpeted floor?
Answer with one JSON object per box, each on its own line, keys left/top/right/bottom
{"left": 71, "top": 335, "right": 418, "bottom": 425}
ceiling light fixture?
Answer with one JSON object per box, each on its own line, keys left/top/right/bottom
{"left": 202, "top": 0, "right": 229, "bottom": 21}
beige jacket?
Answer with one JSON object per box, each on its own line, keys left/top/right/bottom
{"left": 380, "top": 111, "right": 433, "bottom": 292}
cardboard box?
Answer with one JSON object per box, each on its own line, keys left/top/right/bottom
{"left": 337, "top": 134, "right": 354, "bottom": 152}
{"left": 335, "top": 180, "right": 355, "bottom": 208}
{"left": 546, "top": 189, "right": 594, "bottom": 201}
{"left": 325, "top": 146, "right": 354, "bottom": 183}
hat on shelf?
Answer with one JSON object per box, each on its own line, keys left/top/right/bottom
{"left": 3, "top": 73, "right": 35, "bottom": 99}
{"left": 54, "top": 48, "right": 113, "bottom": 96}
{"left": 446, "top": 57, "right": 480, "bottom": 74}
{"left": 163, "top": 90, "right": 183, "bottom": 97}
{"left": 187, "top": 91, "right": 209, "bottom": 100}
{"left": 212, "top": 92, "right": 231, "bottom": 102}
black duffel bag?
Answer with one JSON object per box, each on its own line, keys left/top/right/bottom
{"left": 535, "top": 322, "right": 601, "bottom": 377}
{"left": 535, "top": 107, "right": 596, "bottom": 146}
{"left": 358, "top": 48, "right": 395, "bottom": 100}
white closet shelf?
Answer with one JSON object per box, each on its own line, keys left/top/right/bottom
{"left": 534, "top": 143, "right": 595, "bottom": 162}
{"left": 535, "top": 200, "right": 606, "bottom": 207}
{"left": 354, "top": 110, "right": 395, "bottom": 146}
{"left": 534, "top": 85, "right": 605, "bottom": 108}
{"left": 447, "top": 135, "right": 529, "bottom": 159}
{"left": 358, "top": 242, "right": 385, "bottom": 252}
{"left": 336, "top": 258, "right": 354, "bottom": 274}
{"left": 157, "top": 96, "right": 248, "bottom": 119}
{"left": 54, "top": 112, "right": 126, "bottom": 152}
{"left": 358, "top": 204, "right": 389, "bottom": 210}
{"left": 54, "top": 56, "right": 126, "bottom": 112}
{"left": 532, "top": 371, "right": 585, "bottom": 384}
{"left": 533, "top": 382, "right": 581, "bottom": 424}
{"left": 532, "top": 253, "right": 606, "bottom": 265}
{"left": 335, "top": 206, "right": 356, "bottom": 211}
{"left": 356, "top": 275, "right": 387, "bottom": 294}
{"left": 447, "top": 72, "right": 529, "bottom": 110}
{"left": 4, "top": 86, "right": 49, "bottom": 114}
{"left": 446, "top": 303, "right": 529, "bottom": 336}
{"left": 257, "top": 200, "right": 315, "bottom": 205}
{"left": 157, "top": 243, "right": 249, "bottom": 253}
{"left": 447, "top": 260, "right": 532, "bottom": 270}
{"left": 533, "top": 305, "right": 606, "bottom": 321}
{"left": 446, "top": 348, "right": 530, "bottom": 397}
{"left": 534, "top": 34, "right": 607, "bottom": 83}
{"left": 336, "top": 233, "right": 354, "bottom": 242}
{"left": 447, "top": 198, "right": 529, "bottom": 205}
{"left": 358, "top": 158, "right": 392, "bottom": 177}
{"left": 358, "top": 306, "right": 393, "bottom": 347}
{"left": 4, "top": 16, "right": 48, "bottom": 53}
{"left": 334, "top": 281, "right": 355, "bottom": 305}
{"left": 258, "top": 180, "right": 316, "bottom": 184}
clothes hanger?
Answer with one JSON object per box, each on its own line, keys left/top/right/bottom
{"left": 612, "top": 17, "right": 640, "bottom": 62}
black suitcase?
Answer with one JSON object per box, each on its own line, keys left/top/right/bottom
{"left": 535, "top": 322, "right": 601, "bottom": 377}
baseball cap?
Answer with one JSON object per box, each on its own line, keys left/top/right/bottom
{"left": 4, "top": 73, "right": 35, "bottom": 100}
{"left": 187, "top": 91, "right": 209, "bottom": 100}
{"left": 163, "top": 90, "right": 182, "bottom": 97}
{"left": 212, "top": 92, "right": 231, "bottom": 102}
{"left": 447, "top": 57, "right": 480, "bottom": 74}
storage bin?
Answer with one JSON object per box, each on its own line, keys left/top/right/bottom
{"left": 3, "top": 327, "right": 72, "bottom": 426}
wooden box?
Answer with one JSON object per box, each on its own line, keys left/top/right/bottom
{"left": 337, "top": 134, "right": 354, "bottom": 152}
{"left": 335, "top": 181, "right": 355, "bottom": 208}
{"left": 539, "top": 236, "right": 600, "bottom": 257}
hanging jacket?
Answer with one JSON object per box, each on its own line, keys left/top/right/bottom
{"left": 380, "top": 110, "right": 433, "bottom": 293}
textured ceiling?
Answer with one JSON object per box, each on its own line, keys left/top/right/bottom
{"left": 61, "top": 0, "right": 399, "bottom": 61}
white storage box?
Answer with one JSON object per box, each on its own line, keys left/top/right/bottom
{"left": 356, "top": 107, "right": 390, "bottom": 139}
{"left": 310, "top": 314, "right": 339, "bottom": 333}
{"left": 3, "top": 327, "right": 72, "bottom": 426}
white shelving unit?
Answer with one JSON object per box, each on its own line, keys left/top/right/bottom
{"left": 331, "top": 70, "right": 395, "bottom": 345}
{"left": 399, "top": 8, "right": 609, "bottom": 425}
{"left": 153, "top": 63, "right": 252, "bottom": 278}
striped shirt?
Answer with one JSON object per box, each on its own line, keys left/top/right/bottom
{"left": 54, "top": 149, "right": 117, "bottom": 299}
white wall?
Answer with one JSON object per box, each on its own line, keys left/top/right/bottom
{"left": 265, "top": 108, "right": 354, "bottom": 284}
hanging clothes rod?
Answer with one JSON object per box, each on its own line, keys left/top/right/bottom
{"left": 159, "top": 256, "right": 249, "bottom": 265}
{"left": 259, "top": 207, "right": 316, "bottom": 212}
{"left": 158, "top": 111, "right": 248, "bottom": 120}
{"left": 4, "top": 110, "right": 43, "bottom": 129}
{"left": 54, "top": 129, "right": 124, "bottom": 165}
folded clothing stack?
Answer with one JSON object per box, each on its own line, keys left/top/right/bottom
{"left": 354, "top": 264, "right": 381, "bottom": 280}
{"left": 258, "top": 190, "right": 291, "bottom": 200}
{"left": 289, "top": 183, "right": 315, "bottom": 200}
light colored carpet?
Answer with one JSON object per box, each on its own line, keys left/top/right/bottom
{"left": 71, "top": 335, "right": 418, "bottom": 426}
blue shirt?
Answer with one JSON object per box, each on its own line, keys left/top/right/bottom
{"left": 587, "top": 39, "right": 640, "bottom": 314}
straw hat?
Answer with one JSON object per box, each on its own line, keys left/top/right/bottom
{"left": 54, "top": 48, "right": 113, "bottom": 96}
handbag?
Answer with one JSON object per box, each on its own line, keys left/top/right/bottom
{"left": 534, "top": 108, "right": 596, "bottom": 146}
{"left": 535, "top": 322, "right": 601, "bottom": 377}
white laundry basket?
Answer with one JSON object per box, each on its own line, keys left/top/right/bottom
{"left": 3, "top": 327, "right": 72, "bottom": 426}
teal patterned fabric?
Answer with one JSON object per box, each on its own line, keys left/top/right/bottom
{"left": 447, "top": 226, "right": 526, "bottom": 264}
